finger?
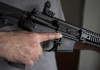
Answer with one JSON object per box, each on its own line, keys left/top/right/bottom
{"left": 22, "top": 58, "right": 34, "bottom": 67}
{"left": 31, "top": 44, "right": 43, "bottom": 60}
{"left": 39, "top": 33, "right": 62, "bottom": 42}
{"left": 26, "top": 60, "right": 34, "bottom": 67}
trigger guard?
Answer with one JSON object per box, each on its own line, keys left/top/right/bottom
{"left": 42, "top": 40, "right": 55, "bottom": 51}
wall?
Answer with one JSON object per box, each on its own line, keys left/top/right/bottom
{"left": 60, "top": 0, "right": 82, "bottom": 27}
{"left": 79, "top": 0, "right": 100, "bottom": 70}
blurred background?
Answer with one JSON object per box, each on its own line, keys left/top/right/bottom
{"left": 56, "top": 0, "right": 100, "bottom": 70}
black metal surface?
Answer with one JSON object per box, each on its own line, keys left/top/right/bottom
{"left": 0, "top": 1, "right": 100, "bottom": 69}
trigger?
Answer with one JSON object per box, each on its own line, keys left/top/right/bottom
{"left": 41, "top": 40, "right": 54, "bottom": 51}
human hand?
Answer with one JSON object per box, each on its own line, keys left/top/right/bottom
{"left": 0, "top": 31, "right": 62, "bottom": 67}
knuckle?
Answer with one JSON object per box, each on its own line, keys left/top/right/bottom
{"left": 33, "top": 43, "right": 38, "bottom": 47}
{"left": 47, "top": 33, "right": 51, "bottom": 39}
{"left": 47, "top": 33, "right": 55, "bottom": 39}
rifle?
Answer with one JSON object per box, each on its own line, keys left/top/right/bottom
{"left": 0, "top": 1, "right": 100, "bottom": 69}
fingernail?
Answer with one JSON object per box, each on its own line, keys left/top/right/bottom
{"left": 57, "top": 33, "right": 63, "bottom": 38}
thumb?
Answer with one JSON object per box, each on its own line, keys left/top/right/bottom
{"left": 39, "top": 33, "right": 62, "bottom": 42}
